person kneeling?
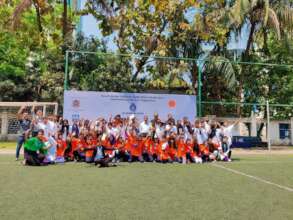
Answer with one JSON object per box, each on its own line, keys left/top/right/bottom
{"left": 23, "top": 129, "right": 52, "bottom": 166}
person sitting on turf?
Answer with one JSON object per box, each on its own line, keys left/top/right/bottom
{"left": 125, "top": 129, "right": 143, "bottom": 162}
{"left": 83, "top": 135, "right": 97, "bottom": 163}
{"left": 168, "top": 136, "right": 178, "bottom": 162}
{"left": 158, "top": 136, "right": 171, "bottom": 163}
{"left": 94, "top": 137, "right": 116, "bottom": 167}
{"left": 55, "top": 132, "right": 67, "bottom": 163}
{"left": 145, "top": 136, "right": 159, "bottom": 162}
{"left": 177, "top": 135, "right": 187, "bottom": 163}
{"left": 114, "top": 135, "right": 125, "bottom": 162}
{"left": 23, "top": 129, "right": 52, "bottom": 166}
{"left": 221, "top": 136, "right": 232, "bottom": 162}
{"left": 191, "top": 138, "right": 203, "bottom": 164}
{"left": 185, "top": 138, "right": 195, "bottom": 164}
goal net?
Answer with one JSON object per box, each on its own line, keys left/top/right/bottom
{"left": 0, "top": 102, "right": 58, "bottom": 140}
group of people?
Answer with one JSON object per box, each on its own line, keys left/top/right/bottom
{"left": 16, "top": 105, "right": 238, "bottom": 167}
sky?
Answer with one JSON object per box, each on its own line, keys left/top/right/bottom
{"left": 79, "top": 0, "right": 249, "bottom": 53}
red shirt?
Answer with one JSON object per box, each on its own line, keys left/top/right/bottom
{"left": 56, "top": 139, "right": 66, "bottom": 157}
{"left": 84, "top": 139, "right": 97, "bottom": 158}
{"left": 177, "top": 140, "right": 187, "bottom": 158}
{"left": 126, "top": 135, "right": 142, "bottom": 157}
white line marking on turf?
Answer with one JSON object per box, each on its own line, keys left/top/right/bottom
{"left": 212, "top": 163, "right": 293, "bottom": 193}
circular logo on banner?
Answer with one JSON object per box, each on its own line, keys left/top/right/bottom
{"left": 129, "top": 103, "right": 137, "bottom": 112}
{"left": 168, "top": 100, "right": 176, "bottom": 108}
{"left": 72, "top": 99, "right": 80, "bottom": 108}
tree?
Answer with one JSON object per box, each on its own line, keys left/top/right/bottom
{"left": 82, "top": 0, "right": 237, "bottom": 94}
{"left": 227, "top": 0, "right": 293, "bottom": 112}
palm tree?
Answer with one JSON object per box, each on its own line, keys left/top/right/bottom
{"left": 225, "top": 0, "right": 293, "bottom": 114}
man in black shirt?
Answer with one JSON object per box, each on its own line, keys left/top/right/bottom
{"left": 15, "top": 106, "right": 31, "bottom": 161}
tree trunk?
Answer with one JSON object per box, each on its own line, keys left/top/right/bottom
{"left": 263, "top": 28, "right": 269, "bottom": 55}
{"left": 32, "top": 1, "right": 43, "bottom": 33}
{"left": 237, "top": 21, "right": 256, "bottom": 116}
{"left": 63, "top": 0, "right": 68, "bottom": 41}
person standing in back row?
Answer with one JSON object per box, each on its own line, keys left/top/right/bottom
{"left": 15, "top": 106, "right": 32, "bottom": 161}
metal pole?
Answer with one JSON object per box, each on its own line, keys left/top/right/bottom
{"left": 54, "top": 103, "right": 58, "bottom": 115}
{"left": 43, "top": 105, "right": 47, "bottom": 117}
{"left": 266, "top": 100, "right": 271, "bottom": 151}
{"left": 64, "top": 51, "right": 69, "bottom": 90}
{"left": 198, "top": 64, "right": 202, "bottom": 117}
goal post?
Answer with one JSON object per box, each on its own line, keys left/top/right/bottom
{"left": 0, "top": 102, "right": 58, "bottom": 141}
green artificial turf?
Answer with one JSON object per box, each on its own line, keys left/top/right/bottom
{"left": 0, "top": 155, "right": 292, "bottom": 220}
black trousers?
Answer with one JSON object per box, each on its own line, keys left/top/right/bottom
{"left": 24, "top": 149, "right": 45, "bottom": 166}
{"left": 95, "top": 156, "right": 112, "bottom": 167}
{"left": 73, "top": 151, "right": 85, "bottom": 162}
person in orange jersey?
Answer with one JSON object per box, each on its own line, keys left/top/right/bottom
{"left": 101, "top": 134, "right": 114, "bottom": 157}
{"left": 168, "top": 137, "right": 178, "bottom": 162}
{"left": 190, "top": 138, "right": 203, "bottom": 164}
{"left": 71, "top": 133, "right": 85, "bottom": 162}
{"left": 141, "top": 135, "right": 153, "bottom": 162}
{"left": 158, "top": 136, "right": 171, "bottom": 163}
{"left": 125, "top": 130, "right": 143, "bottom": 162}
{"left": 55, "top": 132, "right": 67, "bottom": 163}
{"left": 114, "top": 136, "right": 125, "bottom": 162}
{"left": 176, "top": 135, "right": 187, "bottom": 163}
{"left": 83, "top": 135, "right": 97, "bottom": 163}
{"left": 185, "top": 138, "right": 194, "bottom": 163}
{"left": 147, "top": 137, "right": 160, "bottom": 162}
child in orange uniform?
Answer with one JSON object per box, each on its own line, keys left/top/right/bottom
{"left": 55, "top": 133, "right": 67, "bottom": 163}
{"left": 83, "top": 135, "right": 97, "bottom": 163}
{"left": 141, "top": 136, "right": 152, "bottom": 162}
{"left": 114, "top": 136, "right": 125, "bottom": 162}
{"left": 185, "top": 138, "right": 194, "bottom": 163}
{"left": 158, "top": 136, "right": 170, "bottom": 163}
{"left": 125, "top": 130, "right": 143, "bottom": 162}
{"left": 177, "top": 135, "right": 187, "bottom": 163}
{"left": 168, "top": 137, "right": 178, "bottom": 162}
{"left": 72, "top": 133, "right": 85, "bottom": 162}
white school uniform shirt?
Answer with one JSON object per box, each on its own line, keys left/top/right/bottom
{"left": 204, "top": 122, "right": 211, "bottom": 134}
{"left": 165, "top": 125, "right": 176, "bottom": 137}
{"left": 170, "top": 125, "right": 177, "bottom": 134}
{"left": 222, "top": 125, "right": 234, "bottom": 138}
{"left": 201, "top": 128, "right": 209, "bottom": 143}
{"left": 211, "top": 128, "right": 222, "bottom": 148}
{"left": 193, "top": 128, "right": 205, "bottom": 144}
{"left": 155, "top": 125, "right": 164, "bottom": 139}
{"left": 139, "top": 121, "right": 151, "bottom": 134}
{"left": 37, "top": 122, "right": 51, "bottom": 138}
{"left": 107, "top": 126, "right": 120, "bottom": 138}
{"left": 222, "top": 125, "right": 234, "bottom": 146}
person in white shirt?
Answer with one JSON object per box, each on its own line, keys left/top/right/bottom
{"left": 37, "top": 117, "right": 57, "bottom": 163}
{"left": 221, "top": 119, "right": 241, "bottom": 149}
{"left": 155, "top": 120, "right": 165, "bottom": 140}
{"left": 139, "top": 115, "right": 151, "bottom": 137}
{"left": 193, "top": 120, "right": 205, "bottom": 145}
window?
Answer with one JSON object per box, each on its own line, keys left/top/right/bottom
{"left": 279, "top": 124, "right": 290, "bottom": 140}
